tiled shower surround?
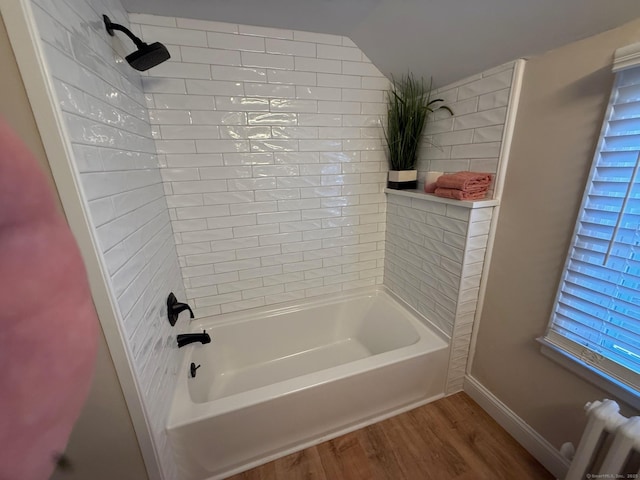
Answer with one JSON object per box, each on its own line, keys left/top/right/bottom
{"left": 28, "top": 3, "right": 517, "bottom": 477}
{"left": 129, "top": 14, "right": 391, "bottom": 317}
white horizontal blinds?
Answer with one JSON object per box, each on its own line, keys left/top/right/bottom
{"left": 546, "top": 66, "right": 640, "bottom": 391}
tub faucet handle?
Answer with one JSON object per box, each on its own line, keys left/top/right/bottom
{"left": 167, "top": 292, "right": 194, "bottom": 326}
{"left": 190, "top": 362, "right": 200, "bottom": 378}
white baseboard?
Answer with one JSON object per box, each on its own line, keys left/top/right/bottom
{"left": 464, "top": 375, "right": 570, "bottom": 479}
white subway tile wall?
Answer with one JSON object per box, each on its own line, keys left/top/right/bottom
{"left": 384, "top": 193, "right": 493, "bottom": 393}
{"left": 419, "top": 61, "right": 516, "bottom": 191}
{"left": 130, "top": 14, "right": 390, "bottom": 317}
{"left": 385, "top": 194, "right": 466, "bottom": 335}
{"left": 445, "top": 205, "right": 492, "bottom": 393}
{"left": 31, "top": 0, "right": 183, "bottom": 478}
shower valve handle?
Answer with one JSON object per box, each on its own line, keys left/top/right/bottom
{"left": 167, "top": 292, "right": 194, "bottom": 326}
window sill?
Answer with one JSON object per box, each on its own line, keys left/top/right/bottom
{"left": 384, "top": 188, "right": 500, "bottom": 209}
{"left": 537, "top": 337, "right": 640, "bottom": 410}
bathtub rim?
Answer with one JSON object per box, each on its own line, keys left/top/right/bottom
{"left": 167, "top": 285, "right": 449, "bottom": 430}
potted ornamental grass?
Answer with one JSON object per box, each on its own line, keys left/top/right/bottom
{"left": 384, "top": 74, "right": 453, "bottom": 189}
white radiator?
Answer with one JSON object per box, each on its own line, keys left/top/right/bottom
{"left": 565, "top": 399, "right": 640, "bottom": 480}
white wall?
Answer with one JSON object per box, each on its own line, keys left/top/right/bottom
{"left": 418, "top": 61, "right": 516, "bottom": 194}
{"left": 384, "top": 193, "right": 494, "bottom": 393}
{"left": 385, "top": 197, "right": 491, "bottom": 337}
{"left": 130, "top": 14, "right": 390, "bottom": 318}
{"left": 30, "top": 0, "right": 184, "bottom": 478}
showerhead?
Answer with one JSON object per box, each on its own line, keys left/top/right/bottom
{"left": 125, "top": 42, "right": 170, "bottom": 71}
{"left": 103, "top": 15, "right": 170, "bottom": 71}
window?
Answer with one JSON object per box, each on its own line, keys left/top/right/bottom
{"left": 541, "top": 47, "right": 640, "bottom": 401}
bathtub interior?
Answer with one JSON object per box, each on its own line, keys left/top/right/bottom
{"left": 186, "top": 291, "right": 425, "bottom": 404}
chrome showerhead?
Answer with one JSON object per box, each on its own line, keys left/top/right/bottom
{"left": 103, "top": 15, "right": 170, "bottom": 71}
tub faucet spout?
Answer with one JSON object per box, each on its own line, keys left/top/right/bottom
{"left": 177, "top": 330, "right": 211, "bottom": 348}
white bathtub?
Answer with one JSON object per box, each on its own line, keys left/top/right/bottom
{"left": 167, "top": 287, "right": 449, "bottom": 480}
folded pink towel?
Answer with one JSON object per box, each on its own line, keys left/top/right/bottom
{"left": 434, "top": 187, "right": 488, "bottom": 201}
{"left": 424, "top": 181, "right": 438, "bottom": 193}
{"left": 436, "top": 171, "right": 492, "bottom": 191}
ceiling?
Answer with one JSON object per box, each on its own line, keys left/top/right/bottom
{"left": 121, "top": 0, "right": 640, "bottom": 86}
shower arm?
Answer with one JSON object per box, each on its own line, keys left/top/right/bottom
{"left": 103, "top": 15, "right": 145, "bottom": 49}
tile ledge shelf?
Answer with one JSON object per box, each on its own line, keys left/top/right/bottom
{"left": 384, "top": 188, "right": 500, "bottom": 209}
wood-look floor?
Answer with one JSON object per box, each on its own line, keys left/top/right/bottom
{"left": 227, "top": 392, "right": 553, "bottom": 480}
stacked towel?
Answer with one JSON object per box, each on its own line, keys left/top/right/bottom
{"left": 423, "top": 171, "right": 443, "bottom": 193}
{"left": 434, "top": 171, "right": 492, "bottom": 200}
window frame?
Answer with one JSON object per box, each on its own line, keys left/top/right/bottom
{"left": 539, "top": 43, "right": 640, "bottom": 410}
